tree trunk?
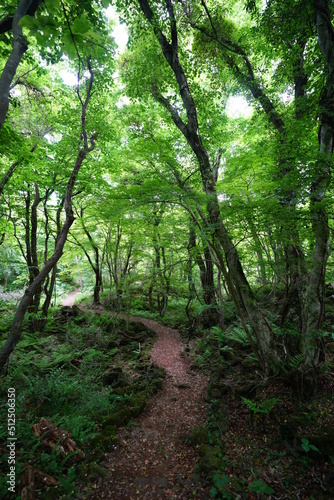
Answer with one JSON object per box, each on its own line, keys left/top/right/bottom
{"left": 301, "top": 0, "right": 334, "bottom": 374}
{"left": 0, "top": 0, "right": 33, "bottom": 130}
{"left": 138, "top": 0, "right": 279, "bottom": 371}
{"left": 0, "top": 58, "right": 95, "bottom": 372}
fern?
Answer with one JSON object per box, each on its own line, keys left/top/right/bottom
{"left": 288, "top": 354, "right": 303, "bottom": 371}
{"left": 211, "top": 325, "right": 225, "bottom": 343}
{"left": 224, "top": 323, "right": 250, "bottom": 345}
{"left": 242, "top": 397, "right": 279, "bottom": 415}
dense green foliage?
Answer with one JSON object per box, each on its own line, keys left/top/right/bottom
{"left": 1, "top": 0, "right": 334, "bottom": 497}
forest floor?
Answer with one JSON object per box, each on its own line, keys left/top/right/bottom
{"left": 78, "top": 306, "right": 209, "bottom": 499}
{"left": 3, "top": 288, "right": 331, "bottom": 499}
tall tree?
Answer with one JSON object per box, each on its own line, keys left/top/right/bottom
{"left": 0, "top": 56, "right": 96, "bottom": 371}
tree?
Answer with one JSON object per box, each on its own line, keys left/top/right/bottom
{"left": 0, "top": 56, "right": 96, "bottom": 371}
{"left": 112, "top": 0, "right": 334, "bottom": 386}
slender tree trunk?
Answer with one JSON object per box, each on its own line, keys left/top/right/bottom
{"left": 75, "top": 255, "right": 84, "bottom": 293}
{"left": 0, "top": 58, "right": 95, "bottom": 372}
{"left": 217, "top": 267, "right": 224, "bottom": 330}
{"left": 30, "top": 183, "right": 42, "bottom": 312}
{"left": 0, "top": 0, "right": 33, "bottom": 130}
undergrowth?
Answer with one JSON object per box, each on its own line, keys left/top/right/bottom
{"left": 0, "top": 305, "right": 162, "bottom": 498}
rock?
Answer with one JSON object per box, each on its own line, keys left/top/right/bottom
{"left": 102, "top": 408, "right": 131, "bottom": 428}
{"left": 174, "top": 382, "right": 191, "bottom": 389}
{"left": 186, "top": 426, "right": 210, "bottom": 446}
{"left": 150, "top": 378, "right": 163, "bottom": 391}
{"left": 199, "top": 446, "right": 225, "bottom": 476}
{"left": 89, "top": 433, "right": 117, "bottom": 452}
{"left": 85, "top": 448, "right": 105, "bottom": 463}
{"left": 126, "top": 391, "right": 146, "bottom": 418}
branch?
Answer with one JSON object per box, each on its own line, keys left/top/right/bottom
{"left": 138, "top": 0, "right": 199, "bottom": 136}
{"left": 153, "top": 84, "right": 187, "bottom": 136}
{"left": 182, "top": 0, "right": 285, "bottom": 135}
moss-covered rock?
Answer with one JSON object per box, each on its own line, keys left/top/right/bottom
{"left": 187, "top": 426, "right": 210, "bottom": 446}
{"left": 102, "top": 408, "right": 131, "bottom": 428}
{"left": 89, "top": 433, "right": 117, "bottom": 452}
{"left": 198, "top": 444, "right": 221, "bottom": 457}
{"left": 150, "top": 377, "right": 163, "bottom": 392}
{"left": 126, "top": 391, "right": 147, "bottom": 418}
{"left": 85, "top": 448, "right": 105, "bottom": 463}
{"left": 199, "top": 445, "right": 225, "bottom": 476}
{"left": 76, "top": 462, "right": 106, "bottom": 483}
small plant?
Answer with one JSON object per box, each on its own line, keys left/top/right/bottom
{"left": 241, "top": 397, "right": 279, "bottom": 415}
{"left": 210, "top": 473, "right": 230, "bottom": 498}
{"left": 301, "top": 438, "right": 319, "bottom": 453}
{"left": 248, "top": 478, "right": 274, "bottom": 495}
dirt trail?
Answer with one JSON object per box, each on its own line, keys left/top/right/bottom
{"left": 61, "top": 288, "right": 79, "bottom": 307}
{"left": 79, "top": 311, "right": 209, "bottom": 499}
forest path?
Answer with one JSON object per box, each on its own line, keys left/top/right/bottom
{"left": 78, "top": 305, "right": 209, "bottom": 499}
{"left": 61, "top": 288, "right": 80, "bottom": 306}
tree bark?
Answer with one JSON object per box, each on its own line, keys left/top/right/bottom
{"left": 0, "top": 0, "right": 34, "bottom": 130}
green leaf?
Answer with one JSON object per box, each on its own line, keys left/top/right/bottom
{"left": 44, "top": 0, "right": 60, "bottom": 15}
{"left": 72, "top": 16, "right": 91, "bottom": 35}
{"left": 301, "top": 438, "right": 319, "bottom": 453}
{"left": 63, "top": 32, "right": 78, "bottom": 59}
{"left": 249, "top": 478, "right": 274, "bottom": 495}
{"left": 210, "top": 487, "right": 217, "bottom": 498}
{"left": 19, "top": 15, "right": 39, "bottom": 31}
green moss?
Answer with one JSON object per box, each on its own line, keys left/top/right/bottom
{"left": 89, "top": 432, "right": 117, "bottom": 452}
{"left": 150, "top": 377, "right": 163, "bottom": 392}
{"left": 102, "top": 408, "right": 131, "bottom": 428}
{"left": 76, "top": 462, "right": 106, "bottom": 483}
{"left": 199, "top": 445, "right": 225, "bottom": 476}
{"left": 126, "top": 391, "right": 146, "bottom": 417}
{"left": 85, "top": 448, "right": 105, "bottom": 463}
{"left": 187, "top": 426, "right": 210, "bottom": 446}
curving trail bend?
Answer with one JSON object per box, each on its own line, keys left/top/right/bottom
{"left": 79, "top": 312, "right": 209, "bottom": 499}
